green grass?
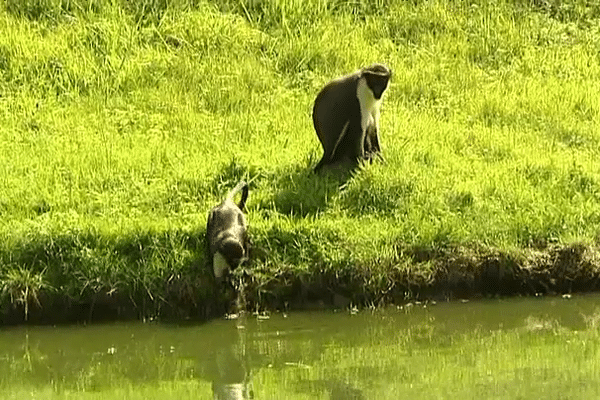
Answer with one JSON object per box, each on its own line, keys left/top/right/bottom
{"left": 2, "top": 0, "right": 600, "bottom": 320}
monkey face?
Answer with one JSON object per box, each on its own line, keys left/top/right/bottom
{"left": 212, "top": 238, "right": 246, "bottom": 281}
{"left": 362, "top": 63, "right": 391, "bottom": 100}
{"left": 364, "top": 73, "right": 390, "bottom": 99}
{"left": 221, "top": 238, "right": 246, "bottom": 266}
{"left": 207, "top": 202, "right": 248, "bottom": 280}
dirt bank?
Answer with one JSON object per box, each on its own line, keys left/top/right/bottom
{"left": 2, "top": 242, "right": 600, "bottom": 325}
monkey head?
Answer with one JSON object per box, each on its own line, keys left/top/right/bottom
{"left": 221, "top": 237, "right": 246, "bottom": 268}
{"left": 362, "top": 63, "right": 392, "bottom": 99}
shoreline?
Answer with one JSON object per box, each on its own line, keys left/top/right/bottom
{"left": 2, "top": 241, "right": 599, "bottom": 325}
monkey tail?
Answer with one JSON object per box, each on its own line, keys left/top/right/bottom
{"left": 227, "top": 181, "right": 249, "bottom": 210}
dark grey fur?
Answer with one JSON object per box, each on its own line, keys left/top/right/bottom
{"left": 206, "top": 181, "right": 249, "bottom": 281}
{"left": 313, "top": 63, "right": 392, "bottom": 172}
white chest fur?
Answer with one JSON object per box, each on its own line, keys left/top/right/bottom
{"left": 213, "top": 251, "right": 230, "bottom": 278}
{"left": 356, "top": 77, "right": 382, "bottom": 133}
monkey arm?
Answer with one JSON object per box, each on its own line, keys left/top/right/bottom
{"left": 205, "top": 210, "right": 216, "bottom": 268}
{"left": 344, "top": 117, "right": 368, "bottom": 162}
{"left": 367, "top": 106, "right": 385, "bottom": 160}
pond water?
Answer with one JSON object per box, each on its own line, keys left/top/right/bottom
{"left": 2, "top": 295, "right": 600, "bottom": 399}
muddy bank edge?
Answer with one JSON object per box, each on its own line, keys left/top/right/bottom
{"left": 2, "top": 238, "right": 600, "bottom": 325}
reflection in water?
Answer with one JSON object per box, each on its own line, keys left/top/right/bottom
{"left": 1, "top": 294, "right": 600, "bottom": 398}
{"left": 206, "top": 316, "right": 254, "bottom": 400}
{"left": 327, "top": 381, "right": 365, "bottom": 400}
{"left": 298, "top": 380, "right": 365, "bottom": 400}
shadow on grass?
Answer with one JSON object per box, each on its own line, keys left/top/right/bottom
{"left": 209, "top": 154, "right": 379, "bottom": 218}
{"left": 263, "top": 161, "right": 355, "bottom": 217}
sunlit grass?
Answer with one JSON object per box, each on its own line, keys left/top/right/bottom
{"left": 2, "top": 0, "right": 600, "bottom": 317}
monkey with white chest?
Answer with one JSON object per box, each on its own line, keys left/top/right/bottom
{"left": 206, "top": 181, "right": 250, "bottom": 282}
{"left": 312, "top": 63, "right": 392, "bottom": 172}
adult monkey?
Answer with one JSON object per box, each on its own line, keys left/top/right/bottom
{"left": 312, "top": 63, "right": 392, "bottom": 173}
{"left": 206, "top": 181, "right": 249, "bottom": 283}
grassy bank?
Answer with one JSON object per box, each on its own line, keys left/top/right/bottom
{"left": 2, "top": 0, "right": 600, "bottom": 322}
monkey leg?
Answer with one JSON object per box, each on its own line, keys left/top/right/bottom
{"left": 319, "top": 157, "right": 356, "bottom": 175}
{"left": 315, "top": 146, "right": 348, "bottom": 173}
{"left": 319, "top": 119, "right": 362, "bottom": 171}
{"left": 337, "top": 120, "right": 366, "bottom": 166}
{"left": 314, "top": 155, "right": 328, "bottom": 173}
{"left": 369, "top": 127, "right": 381, "bottom": 154}
{"left": 314, "top": 118, "right": 350, "bottom": 172}
{"left": 363, "top": 127, "right": 375, "bottom": 162}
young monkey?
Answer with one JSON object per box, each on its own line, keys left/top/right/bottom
{"left": 206, "top": 181, "right": 249, "bottom": 282}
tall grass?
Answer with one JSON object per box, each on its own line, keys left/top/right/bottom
{"left": 2, "top": 0, "right": 600, "bottom": 320}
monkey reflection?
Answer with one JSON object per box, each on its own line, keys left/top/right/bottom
{"left": 297, "top": 379, "right": 365, "bottom": 400}
{"left": 211, "top": 344, "right": 253, "bottom": 400}
{"left": 202, "top": 319, "right": 253, "bottom": 400}
{"left": 327, "top": 381, "right": 365, "bottom": 400}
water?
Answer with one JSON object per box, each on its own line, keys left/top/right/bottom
{"left": 1, "top": 295, "right": 600, "bottom": 399}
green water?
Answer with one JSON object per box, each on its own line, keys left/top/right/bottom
{"left": 2, "top": 295, "right": 600, "bottom": 399}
